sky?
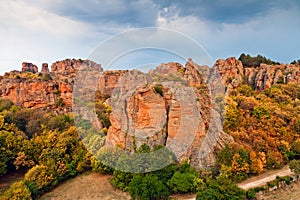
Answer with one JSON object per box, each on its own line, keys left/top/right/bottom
{"left": 0, "top": 0, "right": 300, "bottom": 74}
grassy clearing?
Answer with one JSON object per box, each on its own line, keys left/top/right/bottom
{"left": 40, "top": 172, "right": 130, "bottom": 200}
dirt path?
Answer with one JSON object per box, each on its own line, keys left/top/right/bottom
{"left": 40, "top": 172, "right": 130, "bottom": 200}
{"left": 238, "top": 165, "right": 294, "bottom": 190}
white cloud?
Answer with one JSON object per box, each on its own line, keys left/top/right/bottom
{"left": 0, "top": 0, "right": 109, "bottom": 74}
{"left": 156, "top": 5, "right": 300, "bottom": 63}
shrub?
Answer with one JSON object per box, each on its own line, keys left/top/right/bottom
{"left": 237, "top": 84, "right": 254, "bottom": 97}
{"left": 153, "top": 84, "right": 163, "bottom": 97}
{"left": 246, "top": 188, "right": 257, "bottom": 199}
{"left": 55, "top": 98, "right": 64, "bottom": 107}
{"left": 42, "top": 73, "right": 52, "bottom": 81}
{"left": 289, "top": 160, "right": 300, "bottom": 174}
{"left": 0, "top": 98, "right": 14, "bottom": 112}
{"left": 252, "top": 106, "right": 270, "bottom": 119}
{"left": 24, "top": 165, "right": 54, "bottom": 190}
{"left": 2, "top": 180, "right": 32, "bottom": 200}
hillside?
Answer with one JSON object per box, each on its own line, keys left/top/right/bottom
{"left": 0, "top": 55, "right": 300, "bottom": 199}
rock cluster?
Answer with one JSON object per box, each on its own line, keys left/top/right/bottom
{"left": 214, "top": 57, "right": 300, "bottom": 90}
{"left": 0, "top": 59, "right": 100, "bottom": 111}
{"left": 22, "top": 62, "right": 38, "bottom": 73}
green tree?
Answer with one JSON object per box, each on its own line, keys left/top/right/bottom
{"left": 128, "top": 174, "right": 170, "bottom": 200}
{"left": 168, "top": 171, "right": 203, "bottom": 194}
{"left": 196, "top": 175, "right": 246, "bottom": 200}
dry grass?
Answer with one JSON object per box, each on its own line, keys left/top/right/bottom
{"left": 40, "top": 172, "right": 130, "bottom": 200}
{"left": 257, "top": 180, "right": 300, "bottom": 200}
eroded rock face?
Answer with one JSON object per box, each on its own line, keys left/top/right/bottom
{"left": 0, "top": 59, "right": 101, "bottom": 112}
{"left": 0, "top": 78, "right": 72, "bottom": 110}
{"left": 214, "top": 57, "right": 300, "bottom": 90}
{"left": 22, "top": 62, "right": 38, "bottom": 73}
{"left": 97, "top": 70, "right": 128, "bottom": 97}
{"left": 213, "top": 57, "right": 244, "bottom": 88}
{"left": 106, "top": 61, "right": 230, "bottom": 169}
{"left": 41, "top": 63, "right": 49, "bottom": 74}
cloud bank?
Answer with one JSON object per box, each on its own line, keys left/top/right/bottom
{"left": 0, "top": 0, "right": 299, "bottom": 74}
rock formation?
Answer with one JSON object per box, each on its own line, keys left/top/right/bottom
{"left": 1, "top": 56, "right": 300, "bottom": 169}
{"left": 22, "top": 62, "right": 38, "bottom": 73}
{"left": 41, "top": 63, "right": 49, "bottom": 73}
{"left": 214, "top": 57, "right": 300, "bottom": 90}
{"left": 0, "top": 59, "right": 101, "bottom": 111}
{"left": 105, "top": 61, "right": 229, "bottom": 168}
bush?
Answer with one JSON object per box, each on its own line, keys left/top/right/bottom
{"left": 237, "top": 84, "right": 254, "bottom": 97}
{"left": 24, "top": 165, "right": 54, "bottom": 190}
{"left": 246, "top": 188, "right": 257, "bottom": 199}
{"left": 0, "top": 98, "right": 14, "bottom": 112}
{"left": 42, "top": 73, "right": 52, "bottom": 81}
{"left": 1, "top": 180, "right": 32, "bottom": 200}
{"left": 289, "top": 160, "right": 300, "bottom": 174}
{"left": 252, "top": 106, "right": 270, "bottom": 119}
{"left": 55, "top": 98, "right": 64, "bottom": 107}
{"left": 153, "top": 84, "right": 163, "bottom": 97}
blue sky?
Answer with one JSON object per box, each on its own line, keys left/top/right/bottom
{"left": 0, "top": 0, "right": 300, "bottom": 74}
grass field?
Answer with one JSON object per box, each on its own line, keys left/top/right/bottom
{"left": 40, "top": 172, "right": 130, "bottom": 200}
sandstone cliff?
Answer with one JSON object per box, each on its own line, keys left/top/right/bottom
{"left": 0, "top": 59, "right": 101, "bottom": 112}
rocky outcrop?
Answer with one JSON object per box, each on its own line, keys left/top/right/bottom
{"left": 97, "top": 70, "right": 128, "bottom": 97}
{"left": 213, "top": 57, "right": 300, "bottom": 90}
{"left": 41, "top": 63, "right": 49, "bottom": 73}
{"left": 106, "top": 61, "right": 230, "bottom": 168}
{"left": 51, "top": 59, "right": 101, "bottom": 82}
{"left": 22, "top": 62, "right": 38, "bottom": 73}
{"left": 0, "top": 77, "right": 72, "bottom": 111}
{"left": 0, "top": 59, "right": 100, "bottom": 112}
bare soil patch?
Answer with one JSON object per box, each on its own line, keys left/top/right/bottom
{"left": 257, "top": 180, "right": 300, "bottom": 200}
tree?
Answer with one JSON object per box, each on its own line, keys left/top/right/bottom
{"left": 128, "top": 174, "right": 170, "bottom": 200}
{"left": 250, "top": 151, "right": 263, "bottom": 174}
{"left": 0, "top": 98, "right": 14, "bottom": 112}
{"left": 217, "top": 144, "right": 234, "bottom": 167}
{"left": 196, "top": 175, "right": 246, "bottom": 200}
{"left": 168, "top": 171, "right": 203, "bottom": 194}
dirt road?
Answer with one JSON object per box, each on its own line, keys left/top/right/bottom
{"left": 238, "top": 165, "right": 294, "bottom": 190}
